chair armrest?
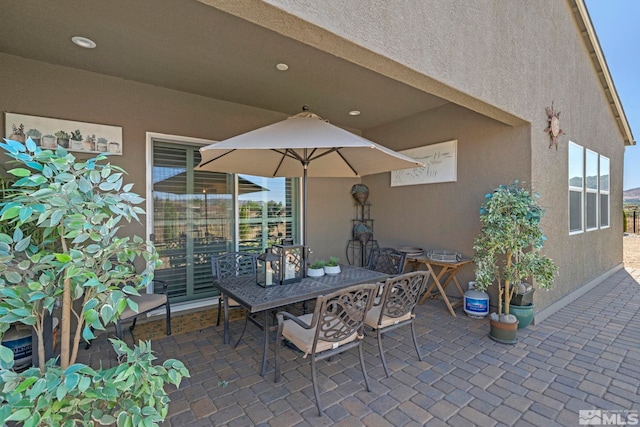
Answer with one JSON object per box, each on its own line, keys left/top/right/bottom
{"left": 152, "top": 279, "right": 169, "bottom": 295}
{"left": 276, "top": 311, "right": 312, "bottom": 329}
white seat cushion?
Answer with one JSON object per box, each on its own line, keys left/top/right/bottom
{"left": 282, "top": 313, "right": 359, "bottom": 357}
{"left": 120, "top": 294, "right": 167, "bottom": 321}
{"left": 364, "top": 304, "right": 413, "bottom": 329}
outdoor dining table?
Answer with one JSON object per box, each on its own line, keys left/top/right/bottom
{"left": 213, "top": 264, "right": 389, "bottom": 376}
{"left": 405, "top": 255, "right": 474, "bottom": 317}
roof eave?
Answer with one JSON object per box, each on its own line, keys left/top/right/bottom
{"left": 571, "top": 0, "right": 635, "bottom": 146}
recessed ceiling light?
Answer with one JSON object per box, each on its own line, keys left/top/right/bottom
{"left": 348, "top": 110, "right": 361, "bottom": 116}
{"left": 71, "top": 36, "right": 96, "bottom": 49}
{"left": 276, "top": 63, "right": 289, "bottom": 71}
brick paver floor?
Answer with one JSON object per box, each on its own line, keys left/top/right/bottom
{"left": 78, "top": 267, "right": 640, "bottom": 426}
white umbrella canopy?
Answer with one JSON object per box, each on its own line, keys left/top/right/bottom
{"left": 195, "top": 110, "right": 423, "bottom": 248}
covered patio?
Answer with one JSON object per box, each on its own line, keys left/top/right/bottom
{"left": 78, "top": 267, "right": 640, "bottom": 426}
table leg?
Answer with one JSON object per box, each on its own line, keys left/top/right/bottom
{"left": 223, "top": 295, "right": 230, "bottom": 345}
{"left": 419, "top": 264, "right": 459, "bottom": 317}
{"left": 260, "top": 310, "right": 270, "bottom": 377}
{"left": 450, "top": 272, "right": 467, "bottom": 299}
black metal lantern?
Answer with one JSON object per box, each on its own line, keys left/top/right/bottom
{"left": 256, "top": 251, "right": 280, "bottom": 288}
{"left": 272, "top": 243, "right": 304, "bottom": 284}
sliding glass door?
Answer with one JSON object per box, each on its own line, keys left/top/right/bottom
{"left": 151, "top": 140, "right": 298, "bottom": 304}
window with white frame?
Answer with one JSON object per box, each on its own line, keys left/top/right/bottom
{"left": 569, "top": 141, "right": 584, "bottom": 234}
{"left": 568, "top": 141, "right": 610, "bottom": 234}
{"left": 585, "top": 149, "right": 598, "bottom": 231}
{"left": 600, "top": 155, "right": 610, "bottom": 228}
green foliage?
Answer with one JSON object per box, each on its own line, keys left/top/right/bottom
{"left": 325, "top": 256, "right": 339, "bottom": 267}
{"left": 26, "top": 129, "right": 41, "bottom": 138}
{"left": 309, "top": 259, "right": 325, "bottom": 269}
{"left": 472, "top": 181, "right": 558, "bottom": 315}
{"left": 623, "top": 209, "right": 628, "bottom": 233}
{"left": 0, "top": 137, "right": 189, "bottom": 425}
{"left": 11, "top": 124, "right": 25, "bottom": 137}
{"left": 54, "top": 130, "right": 70, "bottom": 139}
{"left": 0, "top": 340, "right": 189, "bottom": 426}
{"left": 70, "top": 129, "right": 82, "bottom": 140}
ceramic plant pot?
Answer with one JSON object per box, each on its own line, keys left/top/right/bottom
{"left": 489, "top": 318, "right": 519, "bottom": 344}
{"left": 507, "top": 303, "right": 535, "bottom": 329}
{"left": 307, "top": 267, "right": 325, "bottom": 277}
{"left": 323, "top": 265, "right": 341, "bottom": 275}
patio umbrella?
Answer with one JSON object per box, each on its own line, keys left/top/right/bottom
{"left": 195, "top": 109, "right": 423, "bottom": 248}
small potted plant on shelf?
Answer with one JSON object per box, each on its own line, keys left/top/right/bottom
{"left": 41, "top": 134, "right": 57, "bottom": 148}
{"left": 307, "top": 259, "right": 326, "bottom": 277}
{"left": 97, "top": 137, "right": 109, "bottom": 152}
{"left": 54, "top": 130, "right": 71, "bottom": 148}
{"left": 9, "top": 123, "right": 25, "bottom": 142}
{"left": 83, "top": 133, "right": 96, "bottom": 151}
{"left": 70, "top": 129, "right": 83, "bottom": 150}
{"left": 26, "top": 128, "right": 41, "bottom": 146}
{"left": 324, "top": 256, "right": 341, "bottom": 275}
{"left": 473, "top": 180, "right": 558, "bottom": 342}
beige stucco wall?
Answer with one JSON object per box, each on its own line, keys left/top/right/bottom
{"left": 0, "top": 53, "right": 279, "bottom": 239}
{"left": 0, "top": 52, "right": 357, "bottom": 263}
{"left": 261, "top": 0, "right": 626, "bottom": 311}
{"left": 362, "top": 104, "right": 531, "bottom": 288}
{"left": 1, "top": 0, "right": 626, "bottom": 314}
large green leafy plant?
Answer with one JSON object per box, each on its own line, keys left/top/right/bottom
{"left": 473, "top": 181, "right": 558, "bottom": 316}
{"left": 0, "top": 138, "right": 189, "bottom": 426}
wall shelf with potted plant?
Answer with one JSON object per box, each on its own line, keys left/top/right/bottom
{"left": 473, "top": 181, "right": 558, "bottom": 343}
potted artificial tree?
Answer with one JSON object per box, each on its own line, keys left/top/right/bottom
{"left": 473, "top": 181, "right": 558, "bottom": 342}
{"left": 0, "top": 138, "right": 189, "bottom": 425}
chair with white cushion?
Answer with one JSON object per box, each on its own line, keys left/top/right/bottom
{"left": 364, "top": 271, "right": 428, "bottom": 377}
{"left": 274, "top": 283, "right": 378, "bottom": 416}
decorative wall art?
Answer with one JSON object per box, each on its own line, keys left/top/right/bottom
{"left": 4, "top": 112, "right": 123, "bottom": 155}
{"left": 544, "top": 101, "right": 565, "bottom": 150}
{"left": 391, "top": 139, "right": 457, "bottom": 186}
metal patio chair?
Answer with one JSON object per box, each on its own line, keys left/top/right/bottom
{"left": 212, "top": 251, "right": 258, "bottom": 347}
{"left": 364, "top": 271, "right": 429, "bottom": 377}
{"left": 116, "top": 279, "right": 171, "bottom": 340}
{"left": 367, "top": 247, "right": 407, "bottom": 276}
{"left": 274, "top": 283, "right": 378, "bottom": 416}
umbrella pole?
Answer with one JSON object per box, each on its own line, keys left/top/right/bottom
{"left": 303, "top": 160, "right": 308, "bottom": 258}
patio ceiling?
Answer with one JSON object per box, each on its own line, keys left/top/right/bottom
{"left": 0, "top": 0, "right": 455, "bottom": 132}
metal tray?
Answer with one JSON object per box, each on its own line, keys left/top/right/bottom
{"left": 427, "top": 250, "right": 462, "bottom": 262}
{"left": 396, "top": 246, "right": 424, "bottom": 257}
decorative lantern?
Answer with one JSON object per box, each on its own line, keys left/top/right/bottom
{"left": 272, "top": 243, "right": 305, "bottom": 284}
{"left": 256, "top": 251, "right": 280, "bottom": 288}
